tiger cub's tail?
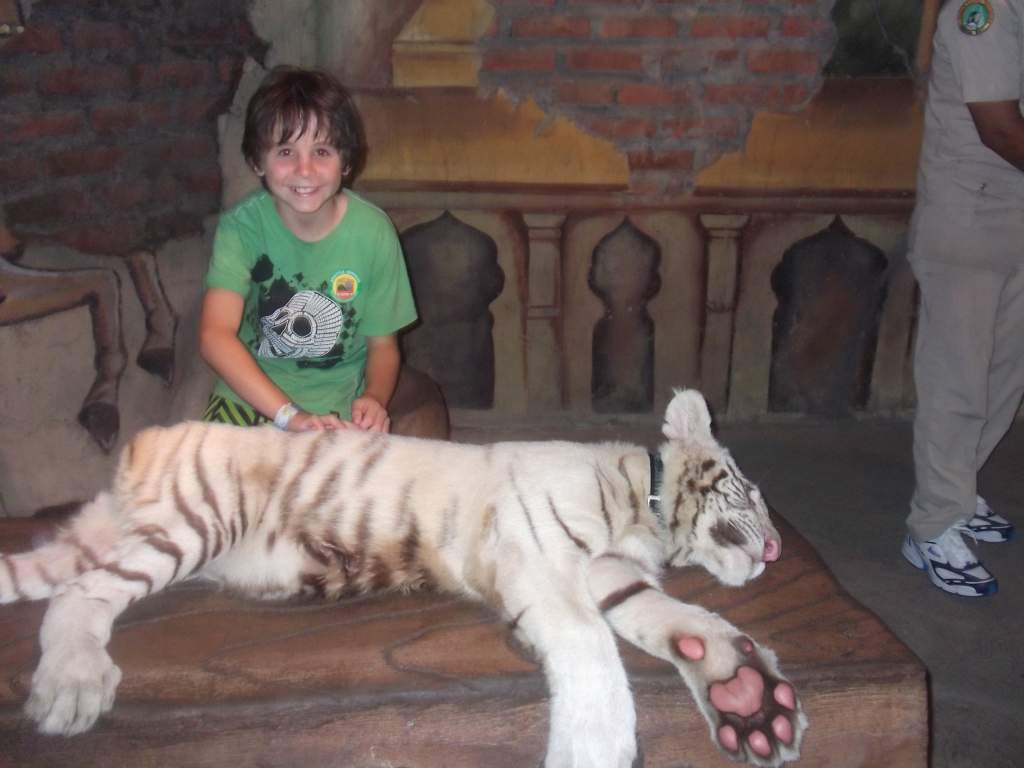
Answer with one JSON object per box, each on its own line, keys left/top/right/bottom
{"left": 0, "top": 492, "right": 121, "bottom": 604}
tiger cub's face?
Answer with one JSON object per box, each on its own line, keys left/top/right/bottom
{"left": 658, "top": 390, "right": 781, "bottom": 587}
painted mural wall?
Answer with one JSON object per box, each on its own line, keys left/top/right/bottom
{"left": 1, "top": 0, "right": 933, "bottom": 515}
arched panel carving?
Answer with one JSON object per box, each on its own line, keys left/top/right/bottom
{"left": 400, "top": 212, "right": 504, "bottom": 408}
{"left": 769, "top": 216, "right": 888, "bottom": 416}
{"left": 589, "top": 218, "right": 661, "bottom": 413}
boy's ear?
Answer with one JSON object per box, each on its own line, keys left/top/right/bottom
{"left": 251, "top": 164, "right": 264, "bottom": 177}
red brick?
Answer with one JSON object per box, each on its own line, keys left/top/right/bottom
{"left": 617, "top": 83, "right": 691, "bottom": 106}
{"left": 72, "top": 20, "right": 133, "bottom": 51}
{"left": 566, "top": 48, "right": 644, "bottom": 73}
{"left": 556, "top": 80, "right": 615, "bottom": 105}
{"left": 601, "top": 17, "right": 678, "bottom": 38}
{"left": 59, "top": 218, "right": 146, "bottom": 255}
{"left": 103, "top": 178, "right": 153, "bottom": 209}
{"left": 747, "top": 49, "right": 821, "bottom": 75}
{"left": 0, "top": 69, "right": 34, "bottom": 97}
{"left": 177, "top": 92, "right": 228, "bottom": 122}
{"left": 158, "top": 135, "right": 218, "bottom": 162}
{"left": 511, "top": 16, "right": 590, "bottom": 38}
{"left": 0, "top": 154, "right": 37, "bottom": 186}
{"left": 690, "top": 15, "right": 771, "bottom": 38}
{"left": 568, "top": 0, "right": 644, "bottom": 6}
{"left": 217, "top": 55, "right": 245, "bottom": 84}
{"left": 781, "top": 16, "right": 832, "bottom": 38}
{"left": 180, "top": 168, "right": 223, "bottom": 196}
{"left": 136, "top": 101, "right": 177, "bottom": 125}
{"left": 5, "top": 189, "right": 93, "bottom": 227}
{"left": 584, "top": 116, "right": 657, "bottom": 140}
{"left": 660, "top": 49, "right": 716, "bottom": 76}
{"left": 91, "top": 104, "right": 140, "bottom": 133}
{"left": 481, "top": 49, "right": 557, "bottom": 72}
{"left": 630, "top": 169, "right": 691, "bottom": 195}
{"left": 38, "top": 66, "right": 131, "bottom": 97}
{"left": 2, "top": 24, "right": 62, "bottom": 54}
{"left": 48, "top": 147, "right": 122, "bottom": 177}
{"left": 2, "top": 111, "right": 84, "bottom": 142}
{"left": 137, "top": 59, "right": 209, "bottom": 90}
{"left": 704, "top": 82, "right": 813, "bottom": 109}
{"left": 146, "top": 211, "right": 204, "bottom": 242}
{"left": 663, "top": 116, "right": 740, "bottom": 139}
{"left": 627, "top": 148, "right": 695, "bottom": 171}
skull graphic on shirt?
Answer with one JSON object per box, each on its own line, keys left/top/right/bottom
{"left": 257, "top": 290, "right": 344, "bottom": 359}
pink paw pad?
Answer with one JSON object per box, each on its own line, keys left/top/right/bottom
{"left": 773, "top": 713, "right": 794, "bottom": 745}
{"left": 718, "top": 724, "right": 739, "bottom": 752}
{"left": 675, "top": 633, "right": 705, "bottom": 661}
{"left": 709, "top": 665, "right": 765, "bottom": 717}
{"left": 748, "top": 729, "right": 771, "bottom": 757}
{"left": 774, "top": 681, "right": 796, "bottom": 710}
{"left": 733, "top": 636, "right": 755, "bottom": 655}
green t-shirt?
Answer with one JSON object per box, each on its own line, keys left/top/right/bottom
{"left": 205, "top": 189, "right": 417, "bottom": 418}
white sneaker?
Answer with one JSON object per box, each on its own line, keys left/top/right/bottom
{"left": 963, "top": 496, "right": 1015, "bottom": 543}
{"left": 901, "top": 527, "right": 998, "bottom": 597}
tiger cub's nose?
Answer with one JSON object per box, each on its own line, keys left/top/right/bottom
{"left": 763, "top": 538, "right": 781, "bottom": 562}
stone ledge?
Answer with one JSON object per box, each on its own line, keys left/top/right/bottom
{"left": 0, "top": 515, "right": 926, "bottom": 767}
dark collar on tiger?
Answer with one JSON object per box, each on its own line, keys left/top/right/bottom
{"left": 648, "top": 452, "right": 665, "bottom": 526}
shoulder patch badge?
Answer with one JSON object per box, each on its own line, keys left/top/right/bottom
{"left": 330, "top": 270, "right": 360, "bottom": 303}
{"left": 959, "top": 0, "right": 993, "bottom": 35}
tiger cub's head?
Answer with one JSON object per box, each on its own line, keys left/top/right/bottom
{"left": 657, "top": 389, "right": 781, "bottom": 587}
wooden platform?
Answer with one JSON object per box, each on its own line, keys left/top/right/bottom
{"left": 0, "top": 515, "right": 927, "bottom": 767}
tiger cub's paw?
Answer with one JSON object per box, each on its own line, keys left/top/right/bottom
{"left": 25, "top": 638, "right": 122, "bottom": 735}
{"left": 692, "top": 635, "right": 806, "bottom": 767}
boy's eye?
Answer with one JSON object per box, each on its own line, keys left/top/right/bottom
{"left": 315, "top": 147, "right": 334, "bottom": 157}
{"left": 276, "top": 147, "right": 292, "bottom": 157}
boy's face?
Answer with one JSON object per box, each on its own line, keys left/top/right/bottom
{"left": 256, "top": 115, "right": 345, "bottom": 226}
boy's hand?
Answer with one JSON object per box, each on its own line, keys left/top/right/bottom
{"left": 350, "top": 395, "right": 391, "bottom": 433}
{"left": 286, "top": 411, "right": 347, "bottom": 432}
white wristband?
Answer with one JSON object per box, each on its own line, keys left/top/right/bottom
{"left": 273, "top": 402, "right": 300, "bottom": 430}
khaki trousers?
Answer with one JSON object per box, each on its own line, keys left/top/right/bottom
{"left": 907, "top": 205, "right": 1024, "bottom": 540}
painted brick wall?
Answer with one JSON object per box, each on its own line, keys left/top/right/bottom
{"left": 479, "top": 0, "right": 836, "bottom": 192}
{"left": 0, "top": 0, "right": 261, "bottom": 255}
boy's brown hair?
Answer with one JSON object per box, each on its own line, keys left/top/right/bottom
{"left": 242, "top": 66, "right": 365, "bottom": 180}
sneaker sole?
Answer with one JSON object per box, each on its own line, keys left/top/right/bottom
{"left": 901, "top": 536, "right": 998, "bottom": 597}
{"left": 970, "top": 528, "right": 1015, "bottom": 544}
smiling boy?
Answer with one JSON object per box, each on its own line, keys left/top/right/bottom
{"left": 198, "top": 67, "right": 417, "bottom": 433}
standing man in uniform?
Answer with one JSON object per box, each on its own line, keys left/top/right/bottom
{"left": 902, "top": 0, "right": 1020, "bottom": 596}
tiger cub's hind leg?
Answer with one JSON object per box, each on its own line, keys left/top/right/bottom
{"left": 26, "top": 522, "right": 199, "bottom": 735}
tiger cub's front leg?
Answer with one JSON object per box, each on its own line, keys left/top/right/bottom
{"left": 26, "top": 527, "right": 193, "bottom": 735}
{"left": 588, "top": 550, "right": 806, "bottom": 767}
{"left": 493, "top": 543, "right": 638, "bottom": 768}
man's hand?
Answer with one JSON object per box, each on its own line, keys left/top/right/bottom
{"left": 350, "top": 394, "right": 391, "bottom": 433}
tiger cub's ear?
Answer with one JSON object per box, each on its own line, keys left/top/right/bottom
{"left": 662, "top": 389, "right": 713, "bottom": 443}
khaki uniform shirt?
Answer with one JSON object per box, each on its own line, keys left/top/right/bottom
{"left": 912, "top": 0, "right": 1024, "bottom": 266}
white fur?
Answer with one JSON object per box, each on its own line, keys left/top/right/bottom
{"left": 0, "top": 389, "right": 805, "bottom": 766}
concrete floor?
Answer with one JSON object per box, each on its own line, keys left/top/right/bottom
{"left": 453, "top": 414, "right": 1024, "bottom": 768}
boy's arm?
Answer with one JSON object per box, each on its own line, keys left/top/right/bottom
{"left": 198, "top": 288, "right": 343, "bottom": 431}
{"left": 351, "top": 334, "right": 401, "bottom": 432}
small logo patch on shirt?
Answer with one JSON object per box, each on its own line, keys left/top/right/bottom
{"left": 330, "top": 270, "right": 360, "bottom": 302}
{"left": 959, "top": 0, "right": 993, "bottom": 35}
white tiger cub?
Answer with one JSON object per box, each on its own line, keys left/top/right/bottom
{"left": 0, "top": 389, "right": 805, "bottom": 767}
